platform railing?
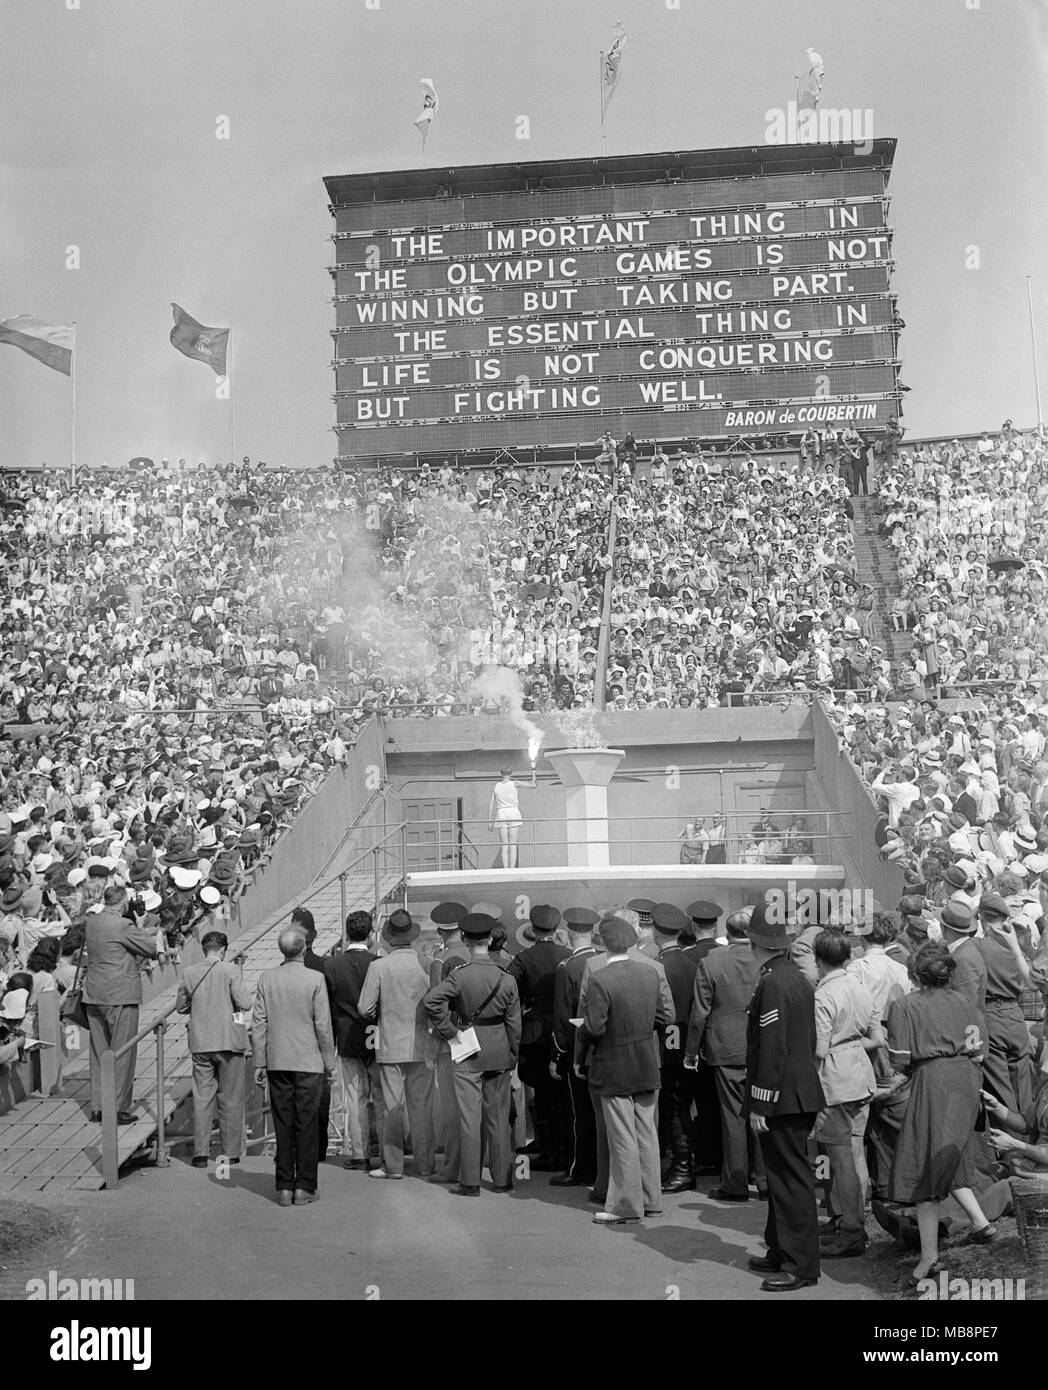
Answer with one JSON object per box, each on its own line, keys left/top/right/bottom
{"left": 99, "top": 820, "right": 413, "bottom": 1189}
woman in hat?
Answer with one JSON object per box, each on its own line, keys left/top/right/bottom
{"left": 885, "top": 941, "right": 996, "bottom": 1281}
{"left": 488, "top": 768, "right": 523, "bottom": 870}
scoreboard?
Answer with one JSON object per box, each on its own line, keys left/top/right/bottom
{"left": 325, "top": 141, "right": 901, "bottom": 464}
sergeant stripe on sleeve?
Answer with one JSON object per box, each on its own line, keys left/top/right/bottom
{"left": 751, "top": 1085, "right": 780, "bottom": 1103}
{"left": 759, "top": 1009, "right": 779, "bottom": 1027}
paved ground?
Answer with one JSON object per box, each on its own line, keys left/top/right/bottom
{"left": 1, "top": 1151, "right": 886, "bottom": 1302}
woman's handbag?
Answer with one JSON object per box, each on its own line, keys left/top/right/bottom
{"left": 60, "top": 940, "right": 90, "bottom": 1029}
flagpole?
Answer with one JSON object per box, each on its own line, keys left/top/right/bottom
{"left": 1027, "top": 276, "right": 1044, "bottom": 434}
{"left": 70, "top": 322, "right": 78, "bottom": 488}
{"left": 229, "top": 327, "right": 237, "bottom": 467}
{"left": 600, "top": 51, "right": 607, "bottom": 156}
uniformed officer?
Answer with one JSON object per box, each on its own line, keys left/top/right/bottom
{"left": 509, "top": 905, "right": 571, "bottom": 1171}
{"left": 684, "top": 900, "right": 725, "bottom": 1175}
{"left": 974, "top": 893, "right": 1034, "bottom": 1114}
{"left": 744, "top": 904, "right": 825, "bottom": 1291}
{"left": 650, "top": 903, "right": 699, "bottom": 1192}
{"left": 423, "top": 913, "right": 521, "bottom": 1196}
{"left": 473, "top": 899, "right": 526, "bottom": 1151}
{"left": 627, "top": 898, "right": 660, "bottom": 960}
{"left": 549, "top": 906, "right": 602, "bottom": 1187}
{"left": 426, "top": 901, "right": 470, "bottom": 1184}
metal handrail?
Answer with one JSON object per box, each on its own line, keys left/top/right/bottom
{"left": 99, "top": 817, "right": 414, "bottom": 1188}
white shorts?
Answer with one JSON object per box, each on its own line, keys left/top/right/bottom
{"left": 495, "top": 808, "right": 522, "bottom": 823}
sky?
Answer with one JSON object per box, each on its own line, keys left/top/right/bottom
{"left": 1, "top": 0, "right": 1046, "bottom": 470}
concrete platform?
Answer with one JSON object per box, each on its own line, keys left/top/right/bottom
{"left": 405, "top": 862, "right": 847, "bottom": 919}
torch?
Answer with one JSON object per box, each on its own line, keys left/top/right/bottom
{"left": 527, "top": 734, "right": 541, "bottom": 788}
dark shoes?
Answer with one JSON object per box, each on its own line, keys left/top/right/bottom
{"left": 587, "top": 1189, "right": 607, "bottom": 1204}
{"left": 116, "top": 1112, "right": 137, "bottom": 1125}
{"left": 821, "top": 1235, "right": 868, "bottom": 1259}
{"left": 661, "top": 1171, "right": 696, "bottom": 1193}
{"left": 491, "top": 1184, "right": 513, "bottom": 1194}
{"left": 549, "top": 1172, "right": 587, "bottom": 1187}
{"left": 707, "top": 1187, "right": 748, "bottom": 1202}
{"left": 191, "top": 1156, "right": 209, "bottom": 1169}
{"left": 277, "top": 1190, "right": 294, "bottom": 1207}
{"left": 761, "top": 1273, "right": 819, "bottom": 1292}
{"left": 343, "top": 1158, "right": 367, "bottom": 1170}
{"left": 293, "top": 1189, "right": 319, "bottom": 1205}
{"left": 747, "top": 1254, "right": 782, "bottom": 1273}
{"left": 452, "top": 1184, "right": 480, "bottom": 1197}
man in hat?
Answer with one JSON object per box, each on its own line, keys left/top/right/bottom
{"left": 975, "top": 893, "right": 1035, "bottom": 1113}
{"left": 744, "top": 902, "right": 825, "bottom": 1291}
{"left": 682, "top": 900, "right": 723, "bottom": 966}
{"left": 424, "top": 912, "right": 521, "bottom": 1196}
{"left": 81, "top": 883, "right": 159, "bottom": 1125}
{"left": 685, "top": 907, "right": 767, "bottom": 1202}
{"left": 357, "top": 909, "right": 436, "bottom": 1180}
{"left": 550, "top": 907, "right": 601, "bottom": 1187}
{"left": 252, "top": 925, "right": 337, "bottom": 1206}
{"left": 939, "top": 902, "right": 987, "bottom": 1036}
{"left": 292, "top": 907, "right": 335, "bottom": 1162}
{"left": 626, "top": 898, "right": 659, "bottom": 960}
{"left": 176, "top": 929, "right": 253, "bottom": 1168}
{"left": 426, "top": 902, "right": 471, "bottom": 1183}
{"left": 578, "top": 914, "right": 674, "bottom": 1225}
{"left": 649, "top": 903, "right": 699, "bottom": 1192}
{"left": 508, "top": 905, "right": 571, "bottom": 1172}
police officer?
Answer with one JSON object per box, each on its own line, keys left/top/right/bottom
{"left": 423, "top": 913, "right": 521, "bottom": 1196}
{"left": 627, "top": 898, "right": 660, "bottom": 960}
{"left": 744, "top": 904, "right": 825, "bottom": 1291}
{"left": 650, "top": 904, "right": 698, "bottom": 1192}
{"left": 549, "top": 907, "right": 601, "bottom": 1187}
{"left": 426, "top": 901, "right": 470, "bottom": 1184}
{"left": 509, "top": 905, "right": 571, "bottom": 1171}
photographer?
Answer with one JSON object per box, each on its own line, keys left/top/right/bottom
{"left": 81, "top": 882, "right": 158, "bottom": 1125}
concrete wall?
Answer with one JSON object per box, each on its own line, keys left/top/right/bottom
{"left": 385, "top": 705, "right": 830, "bottom": 870}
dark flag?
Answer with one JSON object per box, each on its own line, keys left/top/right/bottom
{"left": 169, "top": 303, "right": 229, "bottom": 376}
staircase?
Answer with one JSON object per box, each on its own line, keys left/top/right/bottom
{"left": 849, "top": 495, "right": 913, "bottom": 673}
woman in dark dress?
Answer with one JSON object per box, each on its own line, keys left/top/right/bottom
{"left": 886, "top": 942, "right": 996, "bottom": 1281}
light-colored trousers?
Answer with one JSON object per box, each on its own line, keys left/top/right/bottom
{"left": 378, "top": 1061, "right": 435, "bottom": 1176}
{"left": 336, "top": 1056, "right": 385, "bottom": 1161}
{"left": 191, "top": 1050, "right": 245, "bottom": 1158}
{"left": 601, "top": 1091, "right": 662, "bottom": 1219}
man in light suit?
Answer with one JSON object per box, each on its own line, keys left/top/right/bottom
{"left": 82, "top": 884, "right": 159, "bottom": 1124}
{"left": 685, "top": 907, "right": 766, "bottom": 1202}
{"left": 358, "top": 909, "right": 436, "bottom": 1180}
{"left": 176, "top": 929, "right": 254, "bottom": 1168}
{"left": 578, "top": 914, "right": 674, "bottom": 1225}
{"left": 252, "top": 925, "right": 337, "bottom": 1207}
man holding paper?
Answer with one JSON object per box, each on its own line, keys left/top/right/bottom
{"left": 424, "top": 912, "right": 521, "bottom": 1197}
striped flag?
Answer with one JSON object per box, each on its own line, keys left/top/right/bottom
{"left": 0, "top": 315, "right": 74, "bottom": 376}
{"left": 603, "top": 23, "right": 627, "bottom": 110}
{"left": 413, "top": 78, "right": 439, "bottom": 149}
{"left": 169, "top": 303, "right": 229, "bottom": 376}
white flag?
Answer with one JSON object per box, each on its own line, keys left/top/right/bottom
{"left": 413, "top": 78, "right": 439, "bottom": 147}
{"left": 800, "top": 47, "right": 824, "bottom": 111}
{"left": 603, "top": 23, "right": 627, "bottom": 110}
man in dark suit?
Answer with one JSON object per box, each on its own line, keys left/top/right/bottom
{"left": 424, "top": 912, "right": 521, "bottom": 1196}
{"left": 325, "top": 909, "right": 383, "bottom": 1171}
{"left": 578, "top": 914, "right": 674, "bottom": 1225}
{"left": 744, "top": 904, "right": 825, "bottom": 1290}
{"left": 650, "top": 903, "right": 699, "bottom": 1192}
{"left": 82, "top": 884, "right": 159, "bottom": 1124}
{"left": 683, "top": 899, "right": 725, "bottom": 1176}
{"left": 549, "top": 907, "right": 601, "bottom": 1187}
{"left": 509, "top": 905, "right": 571, "bottom": 1171}
{"left": 293, "top": 906, "right": 333, "bottom": 1162}
{"left": 686, "top": 907, "right": 766, "bottom": 1202}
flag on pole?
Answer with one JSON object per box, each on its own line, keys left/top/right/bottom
{"left": 799, "top": 47, "right": 824, "bottom": 110}
{"left": 169, "top": 303, "right": 229, "bottom": 376}
{"left": 603, "top": 23, "right": 627, "bottom": 110}
{"left": 413, "top": 78, "right": 439, "bottom": 150}
{"left": 0, "top": 315, "right": 74, "bottom": 375}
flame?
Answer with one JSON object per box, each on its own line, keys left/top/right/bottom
{"left": 527, "top": 734, "right": 543, "bottom": 765}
